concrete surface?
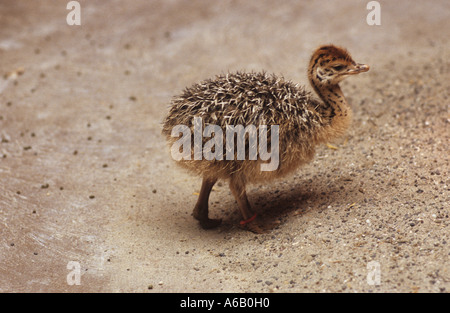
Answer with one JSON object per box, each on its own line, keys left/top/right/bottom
{"left": 0, "top": 0, "right": 449, "bottom": 292}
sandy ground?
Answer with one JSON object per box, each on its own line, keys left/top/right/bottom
{"left": 0, "top": 0, "right": 449, "bottom": 293}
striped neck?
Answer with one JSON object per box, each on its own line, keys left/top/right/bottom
{"left": 308, "top": 67, "right": 350, "bottom": 124}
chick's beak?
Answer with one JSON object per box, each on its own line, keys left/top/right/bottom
{"left": 341, "top": 63, "right": 370, "bottom": 76}
{"left": 352, "top": 63, "right": 370, "bottom": 74}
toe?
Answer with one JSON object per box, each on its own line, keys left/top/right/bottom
{"left": 199, "top": 218, "right": 222, "bottom": 229}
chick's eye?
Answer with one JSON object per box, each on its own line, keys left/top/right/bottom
{"left": 332, "top": 65, "right": 344, "bottom": 71}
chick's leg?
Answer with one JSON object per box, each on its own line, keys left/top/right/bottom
{"left": 192, "top": 176, "right": 221, "bottom": 229}
{"left": 229, "top": 175, "right": 263, "bottom": 233}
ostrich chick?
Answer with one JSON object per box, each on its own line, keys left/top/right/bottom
{"left": 162, "top": 44, "right": 369, "bottom": 232}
